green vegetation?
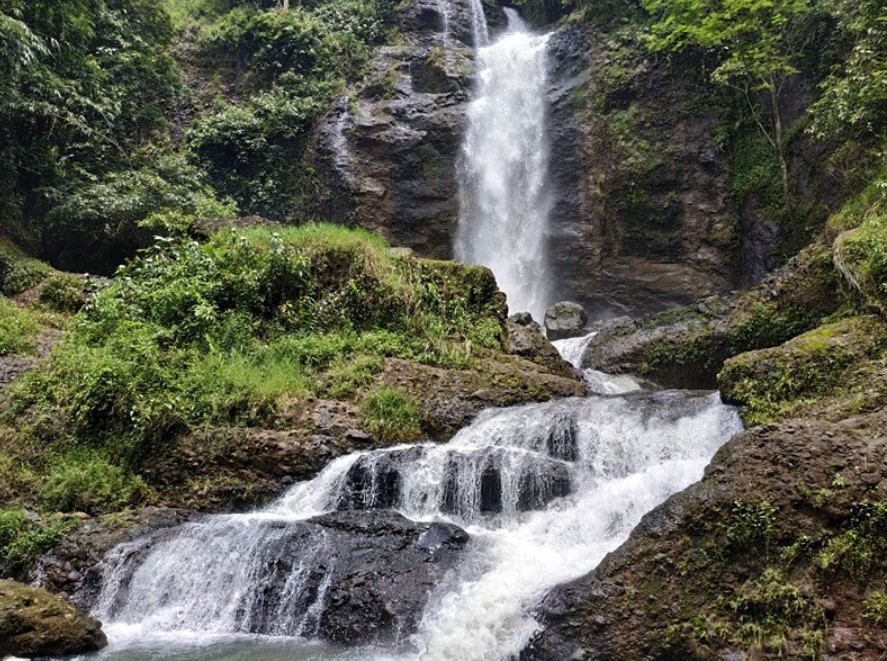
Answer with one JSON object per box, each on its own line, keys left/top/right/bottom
{"left": 38, "top": 455, "right": 149, "bottom": 515}
{"left": 727, "top": 301, "right": 823, "bottom": 353}
{"left": 360, "top": 385, "right": 423, "bottom": 442}
{"left": 0, "top": 299, "right": 38, "bottom": 357}
{"left": 718, "top": 316, "right": 885, "bottom": 425}
{"left": 834, "top": 214, "right": 887, "bottom": 315}
{"left": 2, "top": 225, "right": 504, "bottom": 511}
{"left": 863, "top": 591, "right": 887, "bottom": 626}
{"left": 37, "top": 274, "right": 88, "bottom": 314}
{"left": 720, "top": 499, "right": 777, "bottom": 553}
{"left": 816, "top": 501, "right": 887, "bottom": 580}
{"left": 0, "top": 509, "right": 78, "bottom": 578}
{"left": 1, "top": 0, "right": 398, "bottom": 272}
{"left": 0, "top": 240, "right": 50, "bottom": 296}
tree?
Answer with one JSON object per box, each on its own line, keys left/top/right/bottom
{"left": 644, "top": 0, "right": 813, "bottom": 218}
{"left": 809, "top": 0, "right": 887, "bottom": 141}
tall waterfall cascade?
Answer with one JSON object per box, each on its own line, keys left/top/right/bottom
{"left": 455, "top": 9, "right": 552, "bottom": 321}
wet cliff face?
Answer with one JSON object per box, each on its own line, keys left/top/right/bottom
{"left": 545, "top": 29, "right": 739, "bottom": 319}
{"left": 311, "top": 0, "right": 500, "bottom": 259}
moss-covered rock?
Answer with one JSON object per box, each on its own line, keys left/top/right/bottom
{"left": 580, "top": 242, "right": 841, "bottom": 388}
{"left": 0, "top": 579, "right": 107, "bottom": 657}
{"left": 719, "top": 316, "right": 887, "bottom": 426}
{"left": 834, "top": 216, "right": 887, "bottom": 316}
{"left": 0, "top": 224, "right": 582, "bottom": 517}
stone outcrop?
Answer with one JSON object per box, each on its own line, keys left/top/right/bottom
{"left": 34, "top": 508, "right": 192, "bottom": 604}
{"left": 544, "top": 28, "right": 739, "bottom": 319}
{"left": 311, "top": 0, "right": 498, "bottom": 258}
{"left": 75, "top": 511, "right": 468, "bottom": 647}
{"left": 311, "top": 5, "right": 842, "bottom": 322}
{"left": 578, "top": 243, "right": 841, "bottom": 389}
{"left": 521, "top": 409, "right": 887, "bottom": 660}
{"left": 0, "top": 580, "right": 107, "bottom": 657}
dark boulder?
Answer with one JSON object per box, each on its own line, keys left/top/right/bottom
{"left": 544, "top": 301, "right": 588, "bottom": 340}
{"left": 306, "top": 511, "right": 470, "bottom": 645}
{"left": 521, "top": 410, "right": 887, "bottom": 661}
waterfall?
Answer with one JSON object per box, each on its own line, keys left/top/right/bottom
{"left": 82, "top": 8, "right": 744, "bottom": 661}
{"left": 455, "top": 10, "right": 552, "bottom": 321}
{"left": 552, "top": 331, "right": 646, "bottom": 395}
{"left": 468, "top": 0, "right": 489, "bottom": 46}
{"left": 90, "top": 390, "right": 741, "bottom": 659}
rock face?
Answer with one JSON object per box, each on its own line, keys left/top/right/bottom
{"left": 521, "top": 410, "right": 887, "bottom": 660}
{"left": 543, "top": 301, "right": 588, "bottom": 340}
{"left": 578, "top": 243, "right": 841, "bottom": 389}
{"left": 312, "top": 0, "right": 499, "bottom": 258}
{"left": 0, "top": 579, "right": 107, "bottom": 657}
{"left": 311, "top": 7, "right": 840, "bottom": 322}
{"left": 83, "top": 510, "right": 468, "bottom": 647}
{"left": 308, "top": 511, "right": 469, "bottom": 644}
{"left": 507, "top": 320, "right": 578, "bottom": 379}
{"left": 34, "top": 508, "right": 193, "bottom": 610}
{"left": 544, "top": 28, "right": 739, "bottom": 319}
{"left": 312, "top": 14, "right": 743, "bottom": 318}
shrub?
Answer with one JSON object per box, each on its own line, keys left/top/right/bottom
{"left": 188, "top": 86, "right": 327, "bottom": 219}
{"left": 38, "top": 456, "right": 149, "bottom": 515}
{"left": 0, "top": 299, "right": 38, "bottom": 356}
{"left": 834, "top": 214, "right": 887, "bottom": 314}
{"left": 0, "top": 240, "right": 50, "bottom": 295}
{"left": 0, "top": 509, "right": 78, "bottom": 577}
{"left": 37, "top": 274, "right": 87, "bottom": 313}
{"left": 46, "top": 149, "right": 237, "bottom": 272}
{"left": 360, "top": 385, "right": 423, "bottom": 442}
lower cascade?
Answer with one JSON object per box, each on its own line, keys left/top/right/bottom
{"left": 86, "top": 387, "right": 742, "bottom": 660}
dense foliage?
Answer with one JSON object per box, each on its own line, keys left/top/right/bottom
{"left": 0, "top": 0, "right": 397, "bottom": 271}
{"left": 2, "top": 225, "right": 504, "bottom": 512}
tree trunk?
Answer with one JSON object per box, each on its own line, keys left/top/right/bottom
{"left": 769, "top": 80, "right": 797, "bottom": 242}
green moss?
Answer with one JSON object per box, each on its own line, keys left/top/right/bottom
{"left": 638, "top": 329, "right": 721, "bottom": 386}
{"left": 718, "top": 316, "right": 885, "bottom": 425}
{"left": 728, "top": 301, "right": 824, "bottom": 354}
{"left": 725, "top": 568, "right": 825, "bottom": 657}
{"left": 863, "top": 591, "right": 887, "bottom": 626}
{"left": 0, "top": 299, "right": 39, "bottom": 357}
{"left": 834, "top": 214, "right": 887, "bottom": 314}
{"left": 606, "top": 104, "right": 666, "bottom": 179}
{"left": 360, "top": 385, "right": 423, "bottom": 442}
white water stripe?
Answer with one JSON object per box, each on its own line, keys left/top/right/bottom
{"left": 455, "top": 10, "right": 552, "bottom": 321}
